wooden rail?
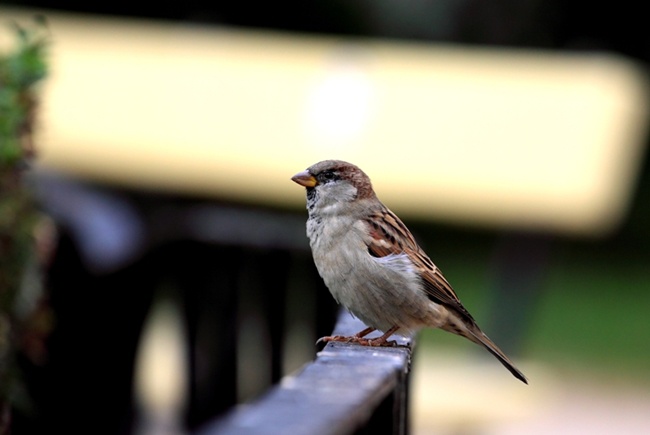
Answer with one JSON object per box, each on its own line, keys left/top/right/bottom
{"left": 198, "top": 311, "right": 415, "bottom": 435}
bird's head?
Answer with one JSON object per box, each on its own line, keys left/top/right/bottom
{"left": 291, "top": 160, "right": 376, "bottom": 211}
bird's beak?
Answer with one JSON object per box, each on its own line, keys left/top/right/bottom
{"left": 291, "top": 170, "right": 317, "bottom": 187}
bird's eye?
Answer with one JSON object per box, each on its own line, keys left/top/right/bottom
{"left": 319, "top": 171, "right": 337, "bottom": 182}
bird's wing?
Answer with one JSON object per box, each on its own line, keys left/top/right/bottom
{"left": 364, "top": 207, "right": 475, "bottom": 321}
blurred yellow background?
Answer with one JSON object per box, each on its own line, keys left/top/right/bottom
{"left": 5, "top": 7, "right": 646, "bottom": 235}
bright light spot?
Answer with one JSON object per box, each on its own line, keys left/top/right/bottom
{"left": 303, "top": 65, "right": 374, "bottom": 151}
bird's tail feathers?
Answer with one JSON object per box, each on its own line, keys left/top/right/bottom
{"left": 470, "top": 328, "right": 528, "bottom": 384}
{"left": 445, "top": 318, "right": 528, "bottom": 384}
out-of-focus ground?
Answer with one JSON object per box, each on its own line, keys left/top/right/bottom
{"left": 412, "top": 349, "right": 650, "bottom": 435}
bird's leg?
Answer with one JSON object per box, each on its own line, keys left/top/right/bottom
{"left": 316, "top": 325, "right": 399, "bottom": 347}
{"left": 354, "top": 326, "right": 376, "bottom": 339}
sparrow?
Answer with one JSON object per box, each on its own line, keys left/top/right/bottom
{"left": 292, "top": 160, "right": 528, "bottom": 383}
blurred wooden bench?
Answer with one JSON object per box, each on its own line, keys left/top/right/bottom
{"left": 4, "top": 6, "right": 648, "bottom": 434}
{"left": 23, "top": 8, "right": 648, "bottom": 237}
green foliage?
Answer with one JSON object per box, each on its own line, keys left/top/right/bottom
{"left": 0, "top": 17, "right": 48, "bottom": 167}
{"left": 0, "top": 16, "right": 49, "bottom": 427}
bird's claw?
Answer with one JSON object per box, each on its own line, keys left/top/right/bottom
{"left": 364, "top": 338, "right": 398, "bottom": 347}
{"left": 316, "top": 335, "right": 398, "bottom": 347}
{"left": 315, "top": 335, "right": 349, "bottom": 345}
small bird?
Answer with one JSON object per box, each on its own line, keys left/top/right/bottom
{"left": 292, "top": 160, "right": 528, "bottom": 383}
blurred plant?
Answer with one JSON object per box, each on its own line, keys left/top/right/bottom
{"left": 0, "top": 17, "right": 51, "bottom": 433}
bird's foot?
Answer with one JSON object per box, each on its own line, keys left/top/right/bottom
{"left": 316, "top": 335, "right": 352, "bottom": 345}
{"left": 316, "top": 335, "right": 397, "bottom": 347}
{"left": 363, "top": 337, "right": 398, "bottom": 347}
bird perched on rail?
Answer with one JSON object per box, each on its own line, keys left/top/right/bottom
{"left": 292, "top": 160, "right": 528, "bottom": 384}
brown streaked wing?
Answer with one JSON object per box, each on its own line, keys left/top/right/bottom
{"left": 416, "top": 256, "right": 476, "bottom": 321}
{"left": 364, "top": 207, "right": 475, "bottom": 321}
{"left": 364, "top": 207, "right": 419, "bottom": 258}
